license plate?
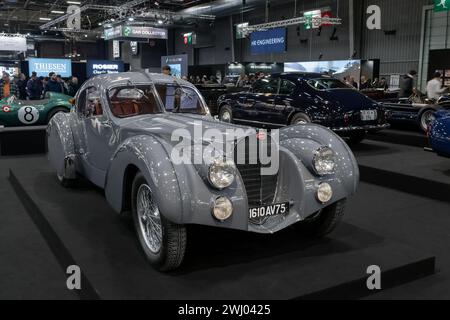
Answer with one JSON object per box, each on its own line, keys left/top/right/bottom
{"left": 249, "top": 202, "right": 289, "bottom": 220}
{"left": 361, "top": 110, "right": 377, "bottom": 121}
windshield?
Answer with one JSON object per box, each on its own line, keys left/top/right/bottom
{"left": 108, "top": 86, "right": 163, "bottom": 118}
{"left": 307, "top": 78, "right": 351, "bottom": 90}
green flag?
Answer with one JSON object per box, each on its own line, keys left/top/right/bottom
{"left": 435, "top": 0, "right": 450, "bottom": 12}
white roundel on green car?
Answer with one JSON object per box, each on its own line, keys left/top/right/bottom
{"left": 18, "top": 106, "right": 39, "bottom": 125}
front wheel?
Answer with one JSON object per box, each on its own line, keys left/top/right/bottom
{"left": 132, "top": 172, "right": 186, "bottom": 271}
{"left": 219, "top": 105, "right": 233, "bottom": 123}
{"left": 418, "top": 109, "right": 436, "bottom": 133}
{"left": 296, "top": 200, "right": 346, "bottom": 237}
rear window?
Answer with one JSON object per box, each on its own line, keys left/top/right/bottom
{"left": 307, "top": 78, "right": 351, "bottom": 90}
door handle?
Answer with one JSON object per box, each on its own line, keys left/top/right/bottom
{"left": 100, "top": 120, "right": 113, "bottom": 128}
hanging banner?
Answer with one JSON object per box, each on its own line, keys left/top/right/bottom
{"left": 250, "top": 28, "right": 286, "bottom": 55}
{"left": 0, "top": 36, "right": 27, "bottom": 52}
{"left": 304, "top": 10, "right": 322, "bottom": 29}
{"left": 435, "top": 0, "right": 450, "bottom": 12}
{"left": 105, "top": 25, "right": 168, "bottom": 41}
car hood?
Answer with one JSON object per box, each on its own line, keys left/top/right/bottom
{"left": 119, "top": 113, "right": 257, "bottom": 148}
{"left": 322, "top": 89, "right": 379, "bottom": 111}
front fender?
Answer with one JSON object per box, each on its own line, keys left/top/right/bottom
{"left": 279, "top": 123, "right": 359, "bottom": 196}
{"left": 47, "top": 112, "right": 77, "bottom": 179}
{"left": 104, "top": 135, "right": 184, "bottom": 224}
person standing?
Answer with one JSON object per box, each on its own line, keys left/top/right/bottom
{"left": 26, "top": 72, "right": 43, "bottom": 100}
{"left": 16, "top": 73, "right": 28, "bottom": 100}
{"left": 162, "top": 65, "right": 172, "bottom": 76}
{"left": 426, "top": 72, "right": 448, "bottom": 100}
{"left": 398, "top": 70, "right": 417, "bottom": 98}
{"left": 44, "top": 72, "right": 63, "bottom": 94}
{"left": 56, "top": 75, "right": 68, "bottom": 94}
{"left": 67, "top": 76, "right": 80, "bottom": 97}
{"left": 0, "top": 72, "right": 18, "bottom": 99}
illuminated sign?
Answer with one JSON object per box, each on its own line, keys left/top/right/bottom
{"left": 183, "top": 32, "right": 196, "bottom": 45}
{"left": 250, "top": 28, "right": 286, "bottom": 55}
{"left": 86, "top": 60, "right": 124, "bottom": 77}
{"left": 304, "top": 9, "right": 322, "bottom": 29}
{"left": 28, "top": 58, "right": 72, "bottom": 77}
{"left": 104, "top": 25, "right": 168, "bottom": 40}
{"left": 236, "top": 22, "right": 249, "bottom": 39}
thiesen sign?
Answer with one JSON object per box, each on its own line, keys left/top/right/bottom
{"left": 28, "top": 58, "right": 72, "bottom": 77}
{"left": 250, "top": 28, "right": 286, "bottom": 55}
{"left": 86, "top": 60, "right": 124, "bottom": 77}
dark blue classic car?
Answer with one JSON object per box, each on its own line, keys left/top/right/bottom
{"left": 217, "top": 73, "right": 389, "bottom": 144}
{"left": 429, "top": 110, "right": 450, "bottom": 157}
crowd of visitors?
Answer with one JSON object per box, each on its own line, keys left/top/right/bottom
{"left": 0, "top": 71, "right": 80, "bottom": 100}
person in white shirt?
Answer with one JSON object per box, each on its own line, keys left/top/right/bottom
{"left": 427, "top": 72, "right": 448, "bottom": 100}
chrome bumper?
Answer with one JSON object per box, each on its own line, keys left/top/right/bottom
{"left": 331, "top": 123, "right": 390, "bottom": 132}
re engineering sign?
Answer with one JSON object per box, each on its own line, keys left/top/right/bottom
{"left": 250, "top": 28, "right": 286, "bottom": 55}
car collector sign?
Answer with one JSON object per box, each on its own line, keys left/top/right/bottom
{"left": 250, "top": 27, "right": 287, "bottom": 55}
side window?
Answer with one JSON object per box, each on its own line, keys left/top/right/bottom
{"left": 253, "top": 78, "right": 279, "bottom": 94}
{"left": 76, "top": 89, "right": 87, "bottom": 116}
{"left": 279, "top": 79, "right": 296, "bottom": 95}
{"left": 108, "top": 86, "right": 160, "bottom": 118}
{"left": 307, "top": 79, "right": 327, "bottom": 91}
{"left": 86, "top": 87, "right": 103, "bottom": 117}
{"left": 155, "top": 84, "right": 205, "bottom": 115}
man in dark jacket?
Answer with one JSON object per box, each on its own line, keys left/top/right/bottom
{"left": 26, "top": 72, "right": 43, "bottom": 100}
{"left": 44, "top": 72, "right": 63, "bottom": 94}
{"left": 16, "top": 73, "right": 28, "bottom": 100}
{"left": 398, "top": 70, "right": 417, "bottom": 98}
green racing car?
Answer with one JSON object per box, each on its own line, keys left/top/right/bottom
{"left": 0, "top": 92, "right": 73, "bottom": 128}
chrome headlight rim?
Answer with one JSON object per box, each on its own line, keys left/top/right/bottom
{"left": 208, "top": 159, "right": 237, "bottom": 190}
{"left": 312, "top": 146, "right": 336, "bottom": 176}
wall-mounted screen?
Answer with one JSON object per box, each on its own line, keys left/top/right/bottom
{"left": 284, "top": 60, "right": 361, "bottom": 82}
{"left": 28, "top": 58, "right": 72, "bottom": 78}
{"left": 161, "top": 55, "right": 188, "bottom": 78}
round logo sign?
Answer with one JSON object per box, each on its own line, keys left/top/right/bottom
{"left": 18, "top": 106, "right": 39, "bottom": 125}
{"left": 2, "top": 105, "right": 11, "bottom": 113}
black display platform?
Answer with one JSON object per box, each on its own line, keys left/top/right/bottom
{"left": 353, "top": 140, "right": 450, "bottom": 203}
{"left": 0, "top": 126, "right": 47, "bottom": 156}
{"left": 367, "top": 127, "right": 428, "bottom": 148}
{"left": 7, "top": 164, "right": 435, "bottom": 300}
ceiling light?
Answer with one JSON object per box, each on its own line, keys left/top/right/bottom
{"left": 51, "top": 10, "right": 65, "bottom": 14}
{"left": 128, "top": 17, "right": 134, "bottom": 21}
{"left": 157, "top": 20, "right": 163, "bottom": 24}
{"left": 98, "top": 22, "right": 102, "bottom": 26}
{"left": 67, "top": 1, "right": 81, "bottom": 4}
{"left": 39, "top": 17, "right": 52, "bottom": 21}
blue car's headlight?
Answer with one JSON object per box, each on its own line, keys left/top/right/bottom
{"left": 313, "top": 146, "right": 336, "bottom": 175}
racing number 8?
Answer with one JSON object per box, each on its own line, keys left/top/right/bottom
{"left": 24, "top": 107, "right": 34, "bottom": 123}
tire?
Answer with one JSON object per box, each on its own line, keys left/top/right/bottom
{"left": 347, "top": 131, "right": 366, "bottom": 145}
{"left": 297, "top": 200, "right": 346, "bottom": 238}
{"left": 47, "top": 107, "right": 69, "bottom": 123}
{"left": 219, "top": 105, "right": 233, "bottom": 123}
{"left": 290, "top": 113, "right": 311, "bottom": 125}
{"left": 418, "top": 109, "right": 436, "bottom": 133}
{"left": 131, "top": 172, "right": 186, "bottom": 271}
{"left": 56, "top": 172, "right": 77, "bottom": 188}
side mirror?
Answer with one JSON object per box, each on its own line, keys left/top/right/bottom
{"left": 69, "top": 98, "right": 76, "bottom": 105}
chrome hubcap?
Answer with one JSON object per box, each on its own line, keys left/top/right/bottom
{"left": 421, "top": 111, "right": 435, "bottom": 131}
{"left": 137, "top": 184, "right": 162, "bottom": 254}
{"left": 221, "top": 111, "right": 231, "bottom": 122}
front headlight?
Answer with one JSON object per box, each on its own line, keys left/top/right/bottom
{"left": 313, "top": 146, "right": 336, "bottom": 175}
{"left": 208, "top": 159, "right": 236, "bottom": 189}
